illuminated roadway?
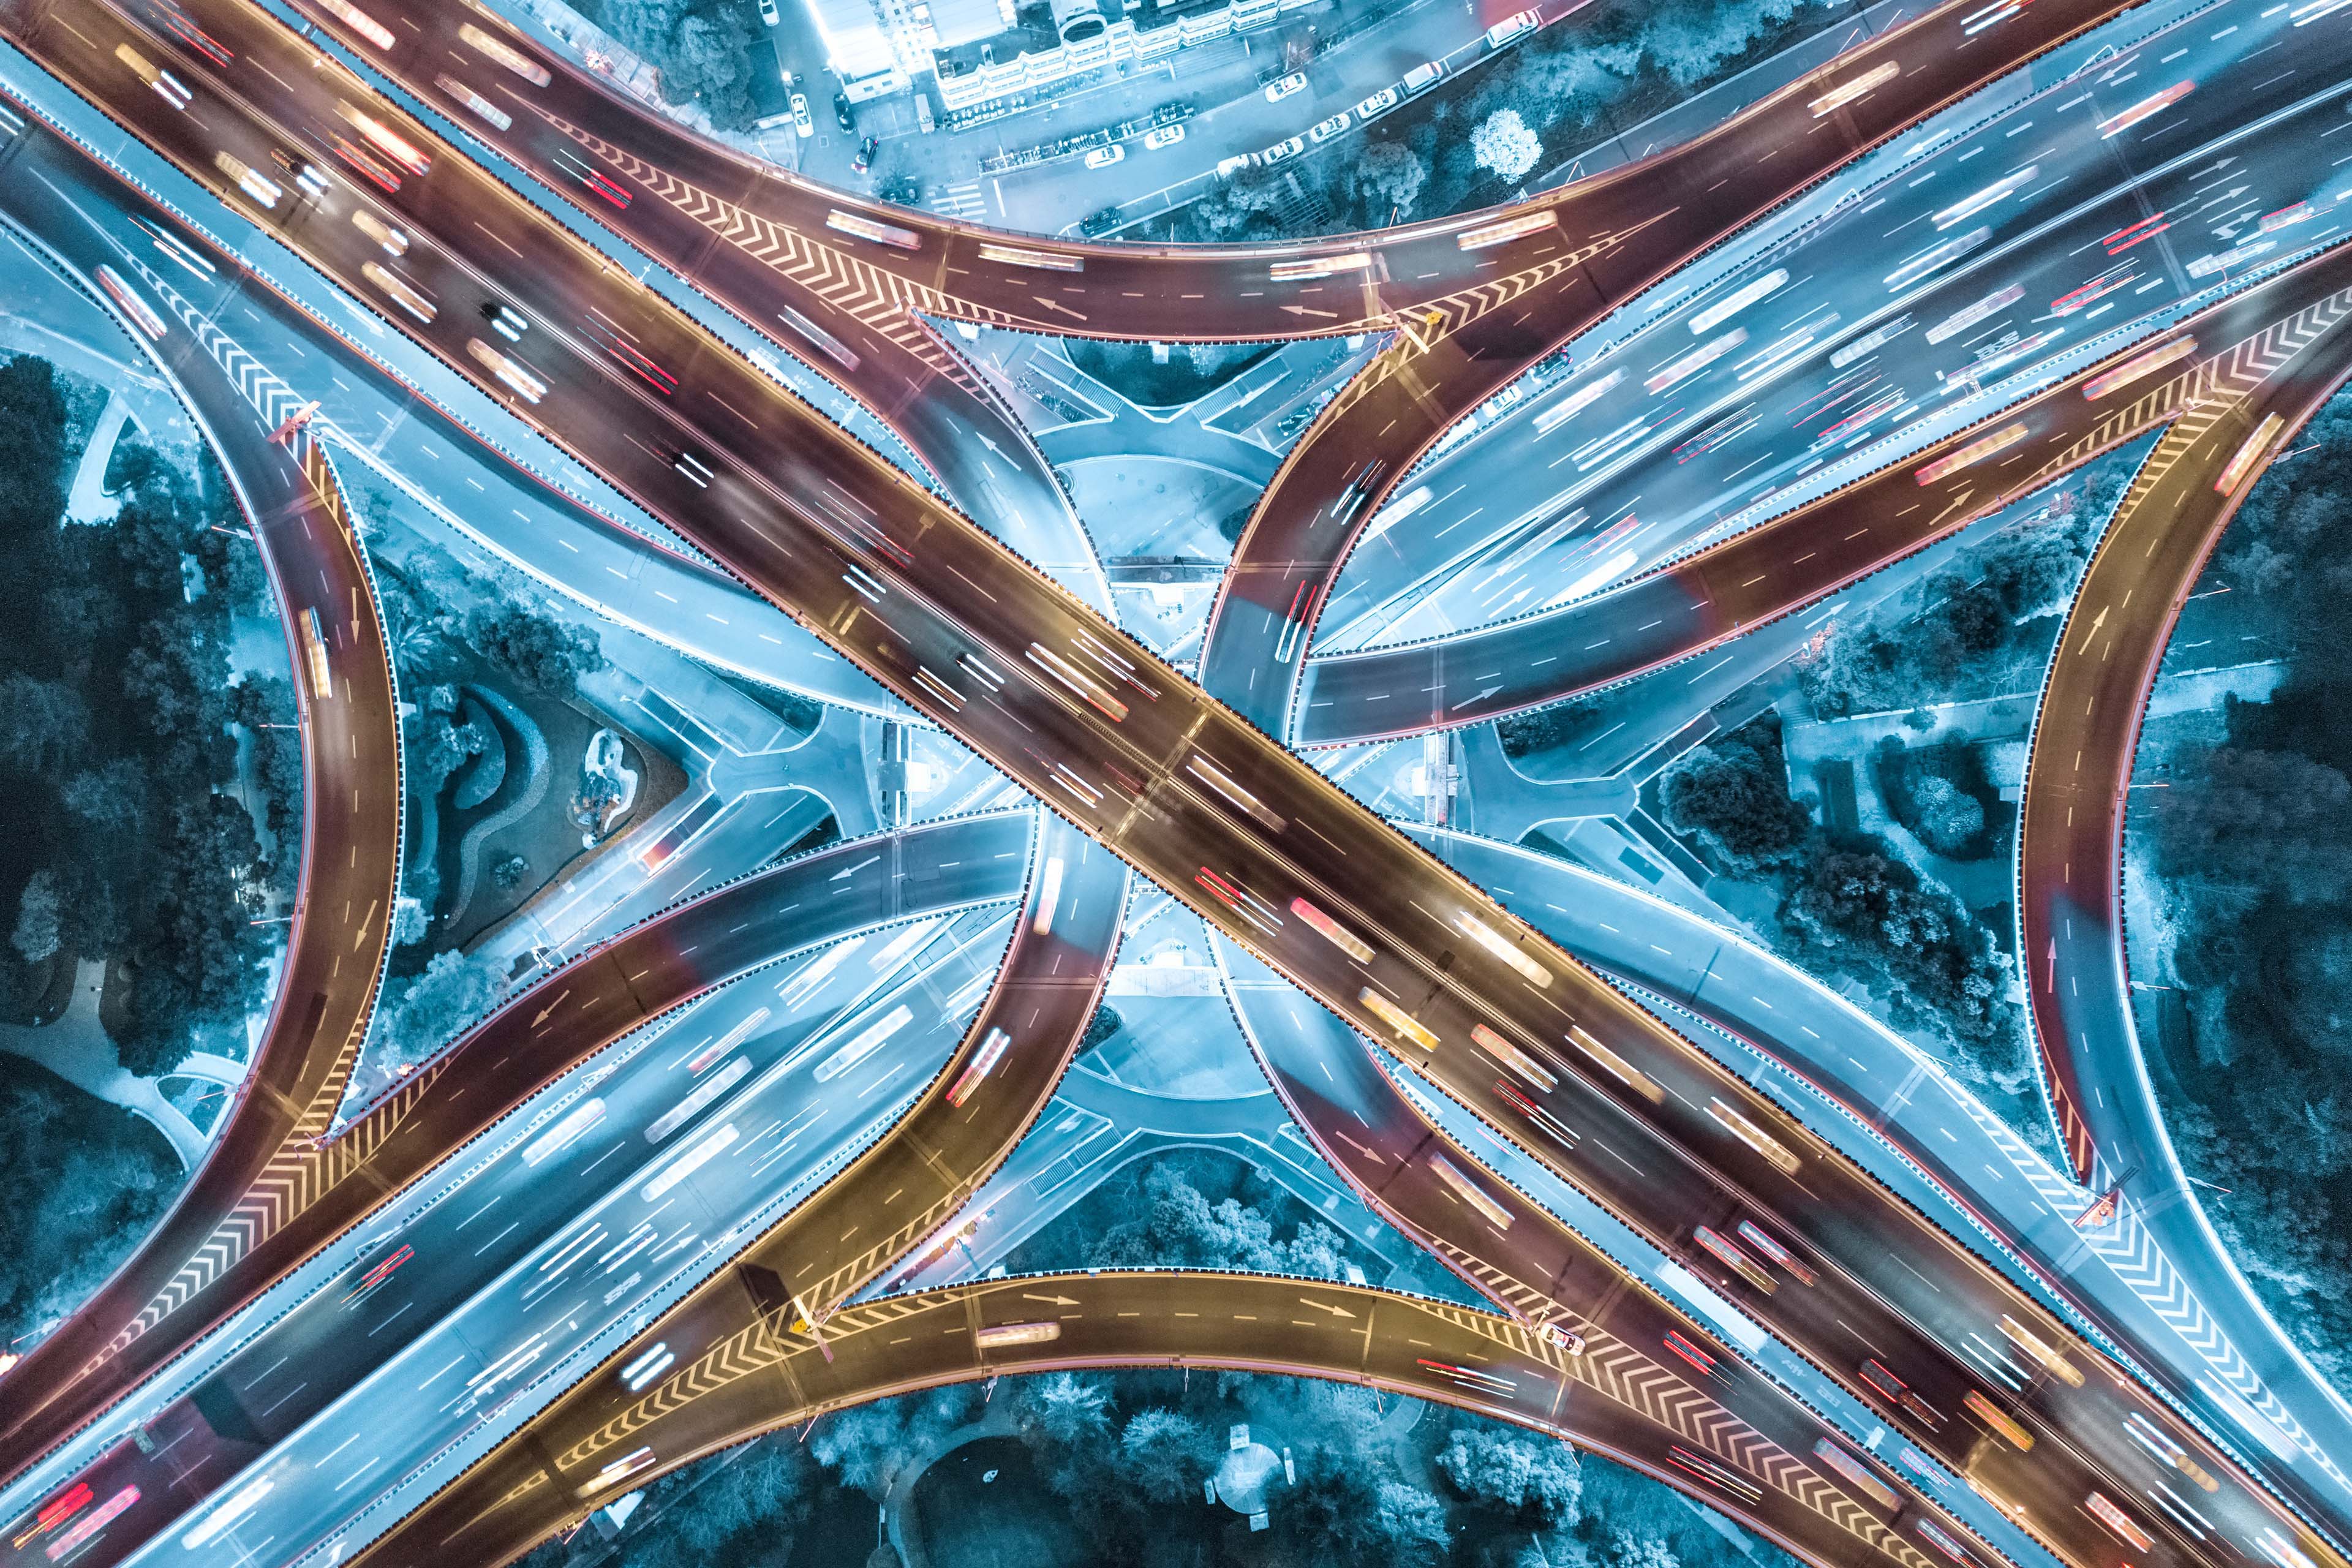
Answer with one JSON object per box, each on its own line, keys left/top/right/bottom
{"left": 5, "top": 2, "right": 2343, "bottom": 1566}
{"left": 1287, "top": 236, "right": 2345, "bottom": 746}
{"left": 0, "top": 1, "right": 2345, "bottom": 1566}
{"left": 1299, "top": 0, "right": 2348, "bottom": 673}
{"left": 2016, "top": 253, "right": 2352, "bottom": 1450}
{"left": 0, "top": 104, "right": 406, "bottom": 1490}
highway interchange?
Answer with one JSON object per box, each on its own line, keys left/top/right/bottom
{"left": 0, "top": 0, "right": 2348, "bottom": 1563}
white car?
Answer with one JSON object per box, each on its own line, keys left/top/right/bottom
{"left": 1085, "top": 143, "right": 1126, "bottom": 170}
{"left": 1142, "top": 124, "right": 1186, "bottom": 151}
{"left": 1261, "top": 135, "right": 1306, "bottom": 164}
{"left": 758, "top": 0, "right": 780, "bottom": 22}
{"left": 1264, "top": 71, "right": 1307, "bottom": 103}
{"left": 1216, "top": 153, "right": 1256, "bottom": 178}
{"left": 790, "top": 92, "right": 813, "bottom": 137}
{"left": 1354, "top": 86, "right": 1398, "bottom": 120}
{"left": 1308, "top": 110, "right": 1351, "bottom": 144}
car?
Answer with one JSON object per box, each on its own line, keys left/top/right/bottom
{"left": 1402, "top": 59, "right": 1445, "bottom": 94}
{"left": 834, "top": 92, "right": 855, "bottom": 132}
{"left": 1084, "top": 143, "right": 1125, "bottom": 170}
{"left": 1142, "top": 123, "right": 1185, "bottom": 151}
{"left": 1264, "top": 71, "right": 1306, "bottom": 103}
{"left": 1354, "top": 86, "right": 1398, "bottom": 120}
{"left": 1261, "top": 135, "right": 1306, "bottom": 164}
{"left": 758, "top": 0, "right": 779, "bottom": 22}
{"left": 1308, "top": 110, "right": 1351, "bottom": 143}
{"left": 790, "top": 92, "right": 813, "bottom": 137}
{"left": 1536, "top": 1321, "right": 1587, "bottom": 1356}
{"left": 852, "top": 134, "right": 877, "bottom": 175}
{"left": 1216, "top": 153, "right": 1255, "bottom": 178}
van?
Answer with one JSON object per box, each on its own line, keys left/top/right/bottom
{"left": 1484, "top": 7, "right": 1540, "bottom": 47}
{"left": 1402, "top": 60, "right": 1445, "bottom": 94}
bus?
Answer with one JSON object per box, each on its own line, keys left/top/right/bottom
{"left": 1811, "top": 1438, "right": 1898, "bottom": 1510}
{"left": 2082, "top": 335, "right": 2195, "bottom": 399}
{"left": 946, "top": 1027, "right": 1011, "bottom": 1107}
{"left": 1291, "top": 897, "right": 1373, "bottom": 962}
{"left": 1192, "top": 754, "right": 1287, "bottom": 834}
{"left": 92, "top": 266, "right": 166, "bottom": 341}
{"left": 827, "top": 209, "right": 920, "bottom": 249}
{"left": 1914, "top": 423, "right": 2027, "bottom": 485}
{"left": 458, "top": 21, "right": 552, "bottom": 85}
{"left": 1025, "top": 643, "right": 1128, "bottom": 722}
{"left": 361, "top": 260, "right": 436, "bottom": 323}
{"left": 1694, "top": 1226, "right": 1778, "bottom": 1295}
{"left": 1567, "top": 1025, "right": 1663, "bottom": 1101}
{"left": 1269, "top": 252, "right": 1374, "bottom": 282}
{"left": 1706, "top": 1097, "right": 1801, "bottom": 1176}
{"left": 1360, "top": 987, "right": 1438, "bottom": 1051}
{"left": 978, "top": 241, "right": 1083, "bottom": 272}
{"left": 1472, "top": 1023, "right": 1555, "bottom": 1090}
{"left": 317, "top": 0, "right": 396, "bottom": 49}
{"left": 1458, "top": 211, "right": 1556, "bottom": 252}
{"left": 2217, "top": 412, "right": 2284, "bottom": 494}
{"left": 777, "top": 304, "right": 860, "bottom": 371}
{"left": 2086, "top": 1493, "right": 2154, "bottom": 1553}
{"left": 1962, "top": 1389, "right": 2035, "bottom": 1451}
{"left": 975, "top": 1319, "right": 1061, "bottom": 1349}
{"left": 1431, "top": 1155, "right": 1513, "bottom": 1229}
{"left": 300, "top": 608, "right": 334, "bottom": 701}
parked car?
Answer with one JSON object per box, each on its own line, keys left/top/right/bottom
{"left": 852, "top": 134, "right": 877, "bottom": 173}
{"left": 1354, "top": 86, "right": 1399, "bottom": 120}
{"left": 790, "top": 92, "right": 813, "bottom": 137}
{"left": 1084, "top": 143, "right": 1125, "bottom": 169}
{"left": 834, "top": 92, "right": 856, "bottom": 132}
{"left": 1308, "top": 110, "right": 1351, "bottom": 143}
{"left": 1216, "top": 153, "right": 1255, "bottom": 178}
{"left": 1402, "top": 60, "right": 1445, "bottom": 94}
{"left": 1142, "top": 123, "right": 1186, "bottom": 151}
{"left": 1264, "top": 71, "right": 1306, "bottom": 103}
{"left": 758, "top": 0, "right": 780, "bottom": 24}
{"left": 1261, "top": 134, "right": 1306, "bottom": 164}
{"left": 1484, "top": 6, "right": 1541, "bottom": 46}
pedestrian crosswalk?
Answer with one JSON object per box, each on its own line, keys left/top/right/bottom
{"left": 930, "top": 179, "right": 986, "bottom": 222}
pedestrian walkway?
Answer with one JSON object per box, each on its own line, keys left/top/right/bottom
{"left": 0, "top": 960, "right": 207, "bottom": 1168}
{"left": 64, "top": 391, "right": 132, "bottom": 524}
{"left": 929, "top": 181, "right": 987, "bottom": 222}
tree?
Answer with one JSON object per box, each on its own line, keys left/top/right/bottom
{"left": 1660, "top": 714, "right": 1810, "bottom": 870}
{"left": 1436, "top": 1426, "right": 1582, "bottom": 1525}
{"left": 809, "top": 1386, "right": 975, "bottom": 1496}
{"left": 1193, "top": 165, "right": 1285, "bottom": 239}
{"left": 1471, "top": 109, "right": 1541, "bottom": 183}
{"left": 1277, "top": 1447, "right": 1449, "bottom": 1567}
{"left": 10, "top": 869, "right": 58, "bottom": 965}
{"left": 1779, "top": 840, "right": 2020, "bottom": 1085}
{"left": 1118, "top": 1408, "right": 1219, "bottom": 1502}
{"left": 463, "top": 604, "right": 604, "bottom": 700}
{"left": 0, "top": 355, "right": 71, "bottom": 556}
{"left": 662, "top": 10, "right": 760, "bottom": 130}
{"left": 1028, "top": 1371, "right": 1110, "bottom": 1446}
{"left": 1610, "top": 1529, "right": 1681, "bottom": 1568}
{"left": 375, "top": 948, "right": 506, "bottom": 1073}
{"left": 1910, "top": 775, "right": 1984, "bottom": 855}
{"left": 0, "top": 674, "right": 89, "bottom": 774}
{"left": 1355, "top": 141, "right": 1429, "bottom": 221}
{"left": 662, "top": 1438, "right": 809, "bottom": 1556}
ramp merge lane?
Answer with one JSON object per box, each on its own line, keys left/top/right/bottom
{"left": 0, "top": 113, "right": 404, "bottom": 1482}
